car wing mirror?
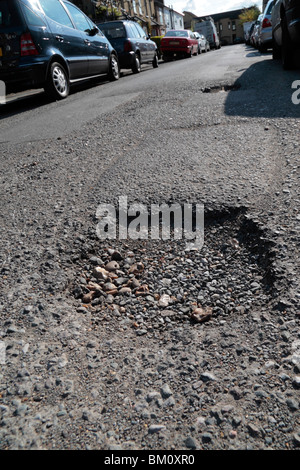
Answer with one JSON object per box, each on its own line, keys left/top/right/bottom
{"left": 89, "top": 26, "right": 99, "bottom": 36}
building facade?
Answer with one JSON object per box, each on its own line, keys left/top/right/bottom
{"left": 193, "top": 9, "right": 245, "bottom": 45}
{"left": 70, "top": 0, "right": 183, "bottom": 36}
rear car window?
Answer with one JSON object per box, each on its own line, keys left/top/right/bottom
{"left": 0, "top": 0, "right": 22, "bottom": 28}
{"left": 165, "top": 30, "right": 188, "bottom": 38}
{"left": 20, "top": 3, "right": 46, "bottom": 27}
{"left": 99, "top": 23, "right": 126, "bottom": 39}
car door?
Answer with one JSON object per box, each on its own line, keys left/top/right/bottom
{"left": 130, "top": 22, "right": 148, "bottom": 62}
{"left": 38, "top": 0, "right": 88, "bottom": 79}
{"left": 64, "top": 2, "right": 110, "bottom": 75}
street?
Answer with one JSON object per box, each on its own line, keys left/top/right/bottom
{"left": 0, "top": 44, "right": 300, "bottom": 451}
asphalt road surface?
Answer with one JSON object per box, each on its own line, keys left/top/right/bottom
{"left": 0, "top": 44, "right": 299, "bottom": 452}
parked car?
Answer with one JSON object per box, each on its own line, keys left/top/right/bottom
{"left": 97, "top": 20, "right": 158, "bottom": 73}
{"left": 0, "top": 0, "right": 120, "bottom": 100}
{"left": 246, "top": 22, "right": 255, "bottom": 45}
{"left": 272, "top": 0, "right": 300, "bottom": 68}
{"left": 161, "top": 30, "right": 198, "bottom": 60}
{"left": 194, "top": 32, "right": 210, "bottom": 53}
{"left": 233, "top": 37, "right": 245, "bottom": 44}
{"left": 257, "top": 0, "right": 274, "bottom": 52}
{"left": 251, "top": 15, "right": 263, "bottom": 48}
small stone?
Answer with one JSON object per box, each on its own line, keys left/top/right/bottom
{"left": 201, "top": 432, "right": 213, "bottom": 443}
{"left": 103, "top": 282, "right": 117, "bottom": 292}
{"left": 158, "top": 294, "right": 171, "bottom": 307}
{"left": 105, "top": 261, "right": 119, "bottom": 272}
{"left": 148, "top": 424, "right": 166, "bottom": 434}
{"left": 286, "top": 398, "right": 299, "bottom": 411}
{"left": 200, "top": 371, "right": 217, "bottom": 382}
{"left": 82, "top": 291, "right": 95, "bottom": 303}
{"left": 292, "top": 376, "right": 300, "bottom": 389}
{"left": 119, "top": 287, "right": 132, "bottom": 294}
{"left": 185, "top": 436, "right": 198, "bottom": 449}
{"left": 161, "top": 384, "right": 173, "bottom": 398}
{"left": 93, "top": 266, "right": 109, "bottom": 280}
{"left": 191, "top": 306, "right": 213, "bottom": 323}
{"left": 111, "top": 250, "right": 123, "bottom": 261}
{"left": 89, "top": 256, "right": 102, "bottom": 265}
{"left": 247, "top": 423, "right": 260, "bottom": 437}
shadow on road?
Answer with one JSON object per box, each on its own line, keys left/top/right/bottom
{"left": 0, "top": 74, "right": 113, "bottom": 121}
{"left": 225, "top": 56, "right": 300, "bottom": 118}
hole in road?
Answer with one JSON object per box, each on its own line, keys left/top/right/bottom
{"left": 201, "top": 84, "right": 241, "bottom": 93}
{"left": 71, "top": 206, "right": 277, "bottom": 331}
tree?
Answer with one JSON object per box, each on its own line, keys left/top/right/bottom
{"left": 95, "top": 1, "right": 123, "bottom": 21}
{"left": 238, "top": 5, "right": 261, "bottom": 25}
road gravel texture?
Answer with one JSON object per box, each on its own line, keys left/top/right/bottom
{"left": 0, "top": 48, "right": 299, "bottom": 451}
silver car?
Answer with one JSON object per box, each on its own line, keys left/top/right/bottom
{"left": 258, "top": 0, "right": 274, "bottom": 52}
{"left": 194, "top": 32, "right": 210, "bottom": 53}
{"left": 251, "top": 14, "right": 263, "bottom": 48}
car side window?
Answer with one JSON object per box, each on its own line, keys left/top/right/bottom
{"left": 127, "top": 23, "right": 139, "bottom": 38}
{"left": 132, "top": 22, "right": 146, "bottom": 39}
{"left": 39, "top": 0, "right": 74, "bottom": 28}
{"left": 136, "top": 23, "right": 147, "bottom": 39}
{"left": 64, "top": 3, "right": 91, "bottom": 32}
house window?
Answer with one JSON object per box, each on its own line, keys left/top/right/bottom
{"left": 232, "top": 21, "right": 236, "bottom": 31}
{"left": 228, "top": 21, "right": 231, "bottom": 29}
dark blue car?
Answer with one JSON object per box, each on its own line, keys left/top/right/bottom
{"left": 97, "top": 20, "right": 158, "bottom": 73}
{"left": 0, "top": 0, "right": 120, "bottom": 100}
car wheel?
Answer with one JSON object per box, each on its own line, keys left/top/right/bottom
{"left": 45, "top": 62, "right": 69, "bottom": 100}
{"left": 272, "top": 33, "right": 281, "bottom": 59}
{"left": 152, "top": 52, "right": 159, "bottom": 68}
{"left": 108, "top": 53, "right": 120, "bottom": 81}
{"left": 281, "top": 17, "right": 294, "bottom": 69}
{"left": 198, "top": 46, "right": 202, "bottom": 54}
{"left": 132, "top": 53, "right": 141, "bottom": 73}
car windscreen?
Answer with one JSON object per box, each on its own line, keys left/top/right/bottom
{"left": 98, "top": 23, "right": 126, "bottom": 40}
{"left": 0, "top": 0, "right": 22, "bottom": 28}
{"left": 165, "top": 30, "right": 188, "bottom": 38}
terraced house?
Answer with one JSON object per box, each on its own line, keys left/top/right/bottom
{"left": 70, "top": 0, "right": 183, "bottom": 36}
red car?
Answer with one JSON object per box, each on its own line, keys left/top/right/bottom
{"left": 161, "top": 30, "right": 199, "bottom": 60}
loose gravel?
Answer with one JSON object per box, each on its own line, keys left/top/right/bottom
{"left": 0, "top": 63, "right": 299, "bottom": 450}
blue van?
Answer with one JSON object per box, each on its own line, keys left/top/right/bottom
{"left": 0, "top": 0, "right": 120, "bottom": 100}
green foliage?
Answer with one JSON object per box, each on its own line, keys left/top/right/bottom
{"left": 238, "top": 5, "right": 261, "bottom": 24}
{"left": 95, "top": 1, "right": 122, "bottom": 21}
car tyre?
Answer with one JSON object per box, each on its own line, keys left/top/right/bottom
{"left": 132, "top": 53, "right": 141, "bottom": 73}
{"left": 281, "top": 17, "right": 294, "bottom": 69}
{"left": 272, "top": 33, "right": 281, "bottom": 59}
{"left": 45, "top": 62, "right": 69, "bottom": 100}
{"left": 108, "top": 53, "right": 120, "bottom": 81}
{"left": 152, "top": 52, "right": 159, "bottom": 68}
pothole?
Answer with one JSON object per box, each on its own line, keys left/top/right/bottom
{"left": 71, "top": 206, "right": 276, "bottom": 332}
{"left": 201, "top": 83, "right": 241, "bottom": 93}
